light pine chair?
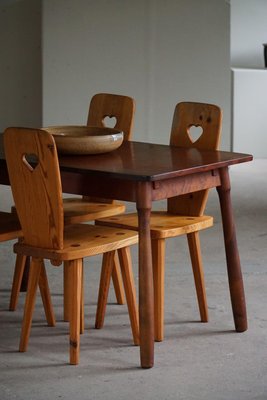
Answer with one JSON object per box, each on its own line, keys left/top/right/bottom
{"left": 62, "top": 92, "right": 135, "bottom": 225}
{"left": 9, "top": 93, "right": 136, "bottom": 316}
{"left": 0, "top": 211, "right": 54, "bottom": 325}
{"left": 0, "top": 212, "right": 21, "bottom": 243}
{"left": 96, "top": 102, "right": 222, "bottom": 341}
{"left": 62, "top": 93, "right": 136, "bottom": 320}
{"left": 4, "top": 127, "right": 139, "bottom": 365}
{"left": 0, "top": 213, "right": 26, "bottom": 308}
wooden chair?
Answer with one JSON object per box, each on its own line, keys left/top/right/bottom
{"left": 96, "top": 102, "right": 222, "bottom": 341}
{"left": 9, "top": 93, "right": 136, "bottom": 314}
{"left": 4, "top": 127, "right": 139, "bottom": 365}
{"left": 62, "top": 92, "right": 135, "bottom": 224}
{"left": 0, "top": 211, "right": 55, "bottom": 325}
{"left": 0, "top": 212, "right": 24, "bottom": 307}
{"left": 0, "top": 212, "right": 22, "bottom": 243}
{"left": 63, "top": 93, "right": 136, "bottom": 319}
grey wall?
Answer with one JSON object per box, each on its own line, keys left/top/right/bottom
{"left": 43, "top": 0, "right": 231, "bottom": 149}
{"left": 0, "top": 0, "right": 42, "bottom": 132}
{"left": 231, "top": 0, "right": 267, "bottom": 68}
{"left": 0, "top": 1, "right": 231, "bottom": 148}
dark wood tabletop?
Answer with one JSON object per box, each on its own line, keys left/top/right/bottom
{"left": 57, "top": 141, "right": 252, "bottom": 181}
{"left": 0, "top": 135, "right": 252, "bottom": 184}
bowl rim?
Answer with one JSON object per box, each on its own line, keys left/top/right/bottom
{"left": 42, "top": 125, "right": 123, "bottom": 138}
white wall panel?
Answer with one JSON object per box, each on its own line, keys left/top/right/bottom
{"left": 232, "top": 68, "right": 267, "bottom": 157}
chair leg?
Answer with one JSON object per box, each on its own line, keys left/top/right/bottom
{"left": 118, "top": 247, "right": 139, "bottom": 345}
{"left": 187, "top": 232, "right": 208, "bottom": 322}
{"left": 9, "top": 254, "right": 27, "bottom": 311}
{"left": 38, "top": 260, "right": 56, "bottom": 327}
{"left": 152, "top": 238, "right": 165, "bottom": 342}
{"left": 19, "top": 257, "right": 42, "bottom": 352}
{"left": 68, "top": 259, "right": 82, "bottom": 365}
{"left": 64, "top": 261, "right": 84, "bottom": 334}
{"left": 80, "top": 264, "right": 84, "bottom": 334}
{"left": 63, "top": 262, "right": 70, "bottom": 321}
{"left": 95, "top": 251, "right": 116, "bottom": 329}
{"left": 111, "top": 251, "right": 126, "bottom": 305}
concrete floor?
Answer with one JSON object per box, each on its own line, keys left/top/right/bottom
{"left": 0, "top": 159, "right": 266, "bottom": 400}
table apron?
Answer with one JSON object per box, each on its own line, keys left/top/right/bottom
{"left": 61, "top": 171, "right": 137, "bottom": 201}
{"left": 60, "top": 169, "right": 221, "bottom": 202}
{"left": 151, "top": 169, "right": 221, "bottom": 200}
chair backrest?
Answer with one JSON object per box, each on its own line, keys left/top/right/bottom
{"left": 85, "top": 93, "right": 135, "bottom": 204}
{"left": 87, "top": 93, "right": 135, "bottom": 141}
{"left": 168, "top": 102, "right": 222, "bottom": 216}
{"left": 4, "top": 127, "right": 64, "bottom": 249}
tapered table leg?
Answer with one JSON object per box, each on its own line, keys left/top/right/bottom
{"left": 137, "top": 182, "right": 154, "bottom": 368}
{"left": 216, "top": 167, "right": 247, "bottom": 332}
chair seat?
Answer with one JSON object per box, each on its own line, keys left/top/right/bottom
{"left": 63, "top": 198, "right": 126, "bottom": 224}
{"left": 14, "top": 223, "right": 138, "bottom": 262}
{"left": 97, "top": 211, "right": 213, "bottom": 239}
{"left": 0, "top": 211, "right": 22, "bottom": 242}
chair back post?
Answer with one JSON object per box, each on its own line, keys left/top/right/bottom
{"left": 4, "top": 127, "right": 64, "bottom": 249}
{"left": 87, "top": 93, "right": 136, "bottom": 141}
{"left": 168, "top": 102, "right": 222, "bottom": 216}
{"left": 85, "top": 93, "right": 136, "bottom": 204}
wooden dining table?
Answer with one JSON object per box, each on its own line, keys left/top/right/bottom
{"left": 0, "top": 138, "right": 253, "bottom": 369}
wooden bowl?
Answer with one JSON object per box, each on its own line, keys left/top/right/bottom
{"left": 42, "top": 126, "right": 124, "bottom": 155}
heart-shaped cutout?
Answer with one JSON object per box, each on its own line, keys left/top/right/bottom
{"left": 103, "top": 115, "right": 117, "bottom": 128}
{"left": 188, "top": 125, "right": 203, "bottom": 143}
{"left": 22, "top": 153, "right": 39, "bottom": 172}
